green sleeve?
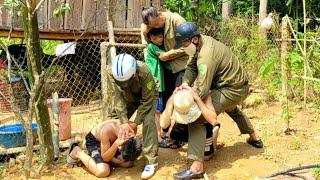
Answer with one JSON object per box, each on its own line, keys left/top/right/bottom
{"left": 134, "top": 71, "right": 156, "bottom": 125}
{"left": 194, "top": 46, "right": 219, "bottom": 100}
{"left": 106, "top": 69, "right": 129, "bottom": 124}
{"left": 146, "top": 44, "right": 158, "bottom": 74}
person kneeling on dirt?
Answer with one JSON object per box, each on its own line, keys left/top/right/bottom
{"left": 67, "top": 120, "right": 142, "bottom": 178}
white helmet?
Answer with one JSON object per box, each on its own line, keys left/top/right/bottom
{"left": 111, "top": 53, "right": 137, "bottom": 82}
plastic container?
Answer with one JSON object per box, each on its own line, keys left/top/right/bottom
{"left": 0, "top": 82, "right": 11, "bottom": 112}
{"left": 0, "top": 123, "right": 38, "bottom": 148}
{"left": 47, "top": 98, "right": 72, "bottom": 141}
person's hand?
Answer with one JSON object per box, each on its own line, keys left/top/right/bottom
{"left": 115, "top": 137, "right": 126, "bottom": 146}
{"left": 118, "top": 123, "right": 135, "bottom": 139}
{"left": 182, "top": 86, "right": 201, "bottom": 102}
{"left": 174, "top": 83, "right": 190, "bottom": 94}
{"left": 142, "top": 24, "right": 151, "bottom": 36}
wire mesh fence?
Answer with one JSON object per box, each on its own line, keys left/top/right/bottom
{"left": 0, "top": 12, "right": 319, "bottom": 177}
{"left": 0, "top": 30, "right": 147, "bottom": 164}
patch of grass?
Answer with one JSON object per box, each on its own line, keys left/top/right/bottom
{"left": 292, "top": 138, "right": 302, "bottom": 150}
{"left": 312, "top": 168, "right": 320, "bottom": 178}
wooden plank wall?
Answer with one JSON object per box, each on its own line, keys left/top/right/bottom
{"left": 0, "top": 0, "right": 9, "bottom": 29}
{"left": 110, "top": 0, "right": 126, "bottom": 28}
{"left": 0, "top": 0, "right": 162, "bottom": 33}
{"left": 37, "top": 0, "right": 48, "bottom": 29}
{"left": 65, "top": 0, "right": 83, "bottom": 30}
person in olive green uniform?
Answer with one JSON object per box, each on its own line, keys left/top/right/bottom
{"left": 141, "top": 6, "right": 188, "bottom": 81}
{"left": 107, "top": 53, "right": 158, "bottom": 179}
{"left": 172, "top": 22, "right": 263, "bottom": 180}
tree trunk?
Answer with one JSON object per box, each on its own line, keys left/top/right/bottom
{"left": 259, "top": 0, "right": 268, "bottom": 24}
{"left": 280, "top": 16, "right": 290, "bottom": 132}
{"left": 51, "top": 92, "right": 60, "bottom": 160}
{"left": 259, "top": 0, "right": 268, "bottom": 36}
{"left": 222, "top": 0, "right": 232, "bottom": 21}
{"left": 25, "top": 0, "right": 54, "bottom": 165}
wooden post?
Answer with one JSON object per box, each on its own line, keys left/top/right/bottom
{"left": 259, "top": 0, "right": 268, "bottom": 37}
{"left": 51, "top": 92, "right": 60, "bottom": 160}
{"left": 303, "top": 0, "right": 307, "bottom": 109}
{"left": 105, "top": 0, "right": 110, "bottom": 21}
{"left": 100, "top": 42, "right": 109, "bottom": 120}
{"left": 280, "top": 16, "right": 290, "bottom": 132}
{"left": 141, "top": 23, "right": 148, "bottom": 61}
{"left": 101, "top": 21, "right": 116, "bottom": 120}
{"left": 107, "top": 21, "right": 116, "bottom": 59}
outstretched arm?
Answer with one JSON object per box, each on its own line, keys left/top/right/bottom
{"left": 185, "top": 87, "right": 217, "bottom": 126}
{"left": 158, "top": 49, "right": 185, "bottom": 61}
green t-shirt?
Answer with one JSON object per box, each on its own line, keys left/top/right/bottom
{"left": 146, "top": 43, "right": 166, "bottom": 92}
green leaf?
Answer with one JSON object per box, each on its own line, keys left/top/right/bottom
{"left": 286, "top": 0, "right": 294, "bottom": 6}
{"left": 259, "top": 56, "right": 276, "bottom": 77}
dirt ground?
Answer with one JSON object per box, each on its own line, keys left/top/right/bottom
{"left": 2, "top": 101, "right": 320, "bottom": 180}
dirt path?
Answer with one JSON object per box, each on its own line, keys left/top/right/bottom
{"left": 3, "top": 102, "right": 320, "bottom": 179}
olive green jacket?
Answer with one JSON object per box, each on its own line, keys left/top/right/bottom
{"left": 142, "top": 11, "right": 188, "bottom": 73}
{"left": 182, "top": 35, "right": 249, "bottom": 100}
{"left": 106, "top": 61, "right": 156, "bottom": 125}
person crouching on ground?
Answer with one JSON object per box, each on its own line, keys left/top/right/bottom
{"left": 67, "top": 119, "right": 142, "bottom": 178}
{"left": 172, "top": 22, "right": 263, "bottom": 179}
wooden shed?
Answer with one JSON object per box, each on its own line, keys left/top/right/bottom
{"left": 0, "top": 0, "right": 163, "bottom": 40}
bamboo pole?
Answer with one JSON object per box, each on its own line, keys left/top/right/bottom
{"left": 280, "top": 16, "right": 290, "bottom": 132}
{"left": 107, "top": 21, "right": 116, "bottom": 61}
{"left": 51, "top": 92, "right": 60, "bottom": 160}
{"left": 105, "top": 0, "right": 110, "bottom": 21}
{"left": 303, "top": 0, "right": 307, "bottom": 109}
{"left": 101, "top": 21, "right": 116, "bottom": 120}
{"left": 141, "top": 23, "right": 148, "bottom": 61}
{"left": 100, "top": 42, "right": 108, "bottom": 120}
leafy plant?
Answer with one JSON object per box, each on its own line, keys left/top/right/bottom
{"left": 40, "top": 40, "right": 64, "bottom": 55}
{"left": 53, "top": 1, "right": 71, "bottom": 17}
{"left": 312, "top": 168, "right": 320, "bottom": 178}
{"left": 163, "top": 0, "right": 222, "bottom": 24}
{"left": 292, "top": 138, "right": 302, "bottom": 150}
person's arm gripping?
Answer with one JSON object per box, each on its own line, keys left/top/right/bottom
{"left": 193, "top": 50, "right": 218, "bottom": 99}
{"left": 106, "top": 69, "right": 129, "bottom": 123}
{"left": 158, "top": 49, "right": 185, "bottom": 61}
{"left": 194, "top": 93, "right": 217, "bottom": 126}
{"left": 134, "top": 71, "right": 156, "bottom": 125}
{"left": 100, "top": 136, "right": 124, "bottom": 162}
{"left": 182, "top": 56, "right": 198, "bottom": 86}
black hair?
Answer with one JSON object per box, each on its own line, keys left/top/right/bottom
{"left": 147, "top": 28, "right": 164, "bottom": 39}
{"left": 120, "top": 137, "right": 142, "bottom": 161}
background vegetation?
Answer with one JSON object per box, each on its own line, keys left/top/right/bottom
{"left": 164, "top": 0, "right": 320, "bottom": 107}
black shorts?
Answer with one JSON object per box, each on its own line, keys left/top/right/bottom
{"left": 85, "top": 132, "right": 121, "bottom": 164}
{"left": 162, "top": 68, "right": 175, "bottom": 106}
{"left": 86, "top": 132, "right": 104, "bottom": 164}
{"left": 170, "top": 122, "right": 215, "bottom": 142}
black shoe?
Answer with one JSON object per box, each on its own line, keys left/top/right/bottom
{"left": 67, "top": 142, "right": 79, "bottom": 165}
{"left": 173, "top": 169, "right": 204, "bottom": 180}
{"left": 247, "top": 138, "right": 263, "bottom": 148}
